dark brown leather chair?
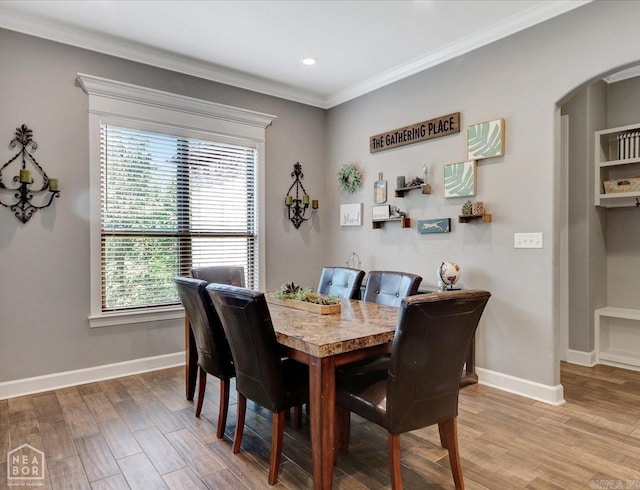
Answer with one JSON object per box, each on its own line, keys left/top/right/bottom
{"left": 207, "top": 284, "right": 309, "bottom": 486}
{"left": 335, "top": 290, "right": 490, "bottom": 490}
{"left": 173, "top": 277, "right": 235, "bottom": 439}
{"left": 317, "top": 267, "right": 365, "bottom": 299}
{"left": 191, "top": 265, "right": 245, "bottom": 287}
{"left": 362, "top": 270, "right": 422, "bottom": 307}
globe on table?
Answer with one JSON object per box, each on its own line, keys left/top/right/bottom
{"left": 437, "top": 261, "right": 461, "bottom": 290}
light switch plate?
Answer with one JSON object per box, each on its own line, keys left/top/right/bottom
{"left": 514, "top": 232, "right": 543, "bottom": 249}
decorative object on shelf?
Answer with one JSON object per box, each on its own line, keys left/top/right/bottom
{"left": 467, "top": 118, "right": 505, "bottom": 160}
{"left": 370, "top": 112, "right": 460, "bottom": 153}
{"left": 346, "top": 251, "right": 361, "bottom": 269}
{"left": 285, "top": 162, "right": 318, "bottom": 229}
{"left": 396, "top": 175, "right": 406, "bottom": 188}
{"left": 422, "top": 164, "right": 432, "bottom": 193}
{"left": 472, "top": 201, "right": 484, "bottom": 215}
{"left": 337, "top": 163, "right": 363, "bottom": 194}
{"left": 616, "top": 130, "right": 640, "bottom": 160}
{"left": 418, "top": 218, "right": 451, "bottom": 234}
{"left": 603, "top": 177, "right": 640, "bottom": 194}
{"left": 437, "top": 261, "right": 461, "bottom": 291}
{"left": 462, "top": 200, "right": 473, "bottom": 215}
{"left": 0, "top": 124, "right": 61, "bottom": 224}
{"left": 340, "top": 203, "right": 363, "bottom": 226}
{"left": 374, "top": 172, "right": 387, "bottom": 203}
{"left": 391, "top": 206, "right": 407, "bottom": 218}
{"left": 372, "top": 204, "right": 390, "bottom": 220}
{"left": 444, "top": 160, "right": 476, "bottom": 198}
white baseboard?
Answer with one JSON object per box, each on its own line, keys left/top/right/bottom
{"left": 0, "top": 352, "right": 185, "bottom": 400}
{"left": 566, "top": 349, "right": 597, "bottom": 367}
{"left": 476, "top": 367, "right": 566, "bottom": 406}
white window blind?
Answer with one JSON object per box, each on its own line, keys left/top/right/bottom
{"left": 100, "top": 125, "right": 257, "bottom": 312}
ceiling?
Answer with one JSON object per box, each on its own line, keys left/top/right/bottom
{"left": 0, "top": 0, "right": 592, "bottom": 108}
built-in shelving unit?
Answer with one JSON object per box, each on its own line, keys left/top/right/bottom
{"left": 595, "top": 307, "right": 640, "bottom": 370}
{"left": 458, "top": 213, "right": 492, "bottom": 223}
{"left": 394, "top": 184, "right": 431, "bottom": 197}
{"left": 595, "top": 123, "right": 640, "bottom": 208}
{"left": 372, "top": 217, "right": 410, "bottom": 229}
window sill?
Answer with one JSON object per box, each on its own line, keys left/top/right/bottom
{"left": 89, "top": 306, "right": 185, "bottom": 328}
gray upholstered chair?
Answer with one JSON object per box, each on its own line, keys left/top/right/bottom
{"left": 335, "top": 290, "right": 491, "bottom": 490}
{"left": 190, "top": 265, "right": 245, "bottom": 287}
{"left": 207, "top": 284, "right": 309, "bottom": 486}
{"left": 317, "top": 267, "right": 365, "bottom": 299}
{"left": 362, "top": 270, "right": 422, "bottom": 307}
{"left": 173, "top": 277, "right": 235, "bottom": 439}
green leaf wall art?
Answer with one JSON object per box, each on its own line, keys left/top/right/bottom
{"left": 467, "top": 118, "right": 505, "bottom": 160}
{"left": 444, "top": 160, "right": 476, "bottom": 198}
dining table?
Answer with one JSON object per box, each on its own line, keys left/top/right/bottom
{"left": 184, "top": 295, "right": 478, "bottom": 490}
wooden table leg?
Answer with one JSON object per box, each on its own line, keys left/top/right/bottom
{"left": 309, "top": 356, "right": 336, "bottom": 490}
{"left": 185, "top": 314, "right": 197, "bottom": 400}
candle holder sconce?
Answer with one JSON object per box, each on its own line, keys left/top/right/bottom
{"left": 284, "top": 162, "right": 318, "bottom": 229}
{"left": 0, "top": 124, "right": 60, "bottom": 224}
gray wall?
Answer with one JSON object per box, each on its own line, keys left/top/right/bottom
{"left": 606, "top": 77, "right": 640, "bottom": 308}
{"left": 0, "top": 29, "right": 327, "bottom": 383}
{"left": 562, "top": 82, "right": 607, "bottom": 353}
{"left": 326, "top": 1, "right": 640, "bottom": 386}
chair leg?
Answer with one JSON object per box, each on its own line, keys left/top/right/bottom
{"left": 437, "top": 421, "right": 448, "bottom": 449}
{"left": 233, "top": 393, "right": 247, "bottom": 454}
{"left": 388, "top": 433, "right": 402, "bottom": 490}
{"left": 339, "top": 407, "right": 350, "bottom": 454}
{"left": 269, "top": 411, "right": 286, "bottom": 485}
{"left": 195, "top": 367, "right": 207, "bottom": 417}
{"left": 216, "top": 378, "right": 230, "bottom": 439}
{"left": 293, "top": 405, "right": 302, "bottom": 428}
{"left": 440, "top": 417, "right": 464, "bottom": 490}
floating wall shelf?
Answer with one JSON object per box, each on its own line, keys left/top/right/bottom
{"left": 395, "top": 184, "right": 431, "bottom": 197}
{"left": 372, "top": 217, "right": 411, "bottom": 229}
{"left": 458, "top": 213, "right": 492, "bottom": 223}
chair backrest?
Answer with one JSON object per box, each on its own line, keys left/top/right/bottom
{"left": 206, "top": 284, "right": 284, "bottom": 412}
{"left": 191, "top": 266, "right": 245, "bottom": 287}
{"left": 386, "top": 290, "right": 490, "bottom": 434}
{"left": 317, "top": 267, "right": 365, "bottom": 299}
{"left": 173, "top": 277, "right": 234, "bottom": 379}
{"left": 362, "top": 270, "right": 422, "bottom": 307}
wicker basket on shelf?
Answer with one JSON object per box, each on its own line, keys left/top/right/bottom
{"left": 603, "top": 177, "right": 640, "bottom": 194}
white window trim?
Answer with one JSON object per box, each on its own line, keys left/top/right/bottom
{"left": 77, "top": 73, "right": 275, "bottom": 328}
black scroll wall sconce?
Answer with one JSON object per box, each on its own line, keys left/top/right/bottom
{"left": 0, "top": 124, "right": 60, "bottom": 223}
{"left": 284, "top": 162, "right": 318, "bottom": 228}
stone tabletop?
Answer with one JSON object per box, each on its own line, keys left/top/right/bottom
{"left": 267, "top": 297, "right": 400, "bottom": 358}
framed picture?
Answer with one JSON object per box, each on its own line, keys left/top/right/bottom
{"left": 444, "top": 160, "right": 476, "bottom": 198}
{"left": 372, "top": 204, "right": 390, "bottom": 220}
{"left": 340, "top": 203, "right": 363, "bottom": 226}
{"left": 467, "top": 118, "right": 505, "bottom": 160}
{"left": 417, "top": 218, "right": 451, "bottom": 234}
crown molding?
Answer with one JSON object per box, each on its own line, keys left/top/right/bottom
{"left": 0, "top": 7, "right": 328, "bottom": 108}
{"left": 603, "top": 65, "right": 640, "bottom": 84}
{"left": 0, "top": 1, "right": 591, "bottom": 110}
{"left": 325, "top": 0, "right": 592, "bottom": 107}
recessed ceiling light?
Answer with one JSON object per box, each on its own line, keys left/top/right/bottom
{"left": 302, "top": 57, "right": 318, "bottom": 66}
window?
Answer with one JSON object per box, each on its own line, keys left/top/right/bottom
{"left": 78, "top": 73, "right": 274, "bottom": 327}
{"left": 101, "top": 125, "right": 257, "bottom": 311}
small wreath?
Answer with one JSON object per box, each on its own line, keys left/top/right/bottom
{"left": 337, "top": 164, "right": 363, "bottom": 193}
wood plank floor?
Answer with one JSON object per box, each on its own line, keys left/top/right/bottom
{"left": 1, "top": 362, "right": 640, "bottom": 489}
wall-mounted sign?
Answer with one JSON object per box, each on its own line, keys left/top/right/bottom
{"left": 372, "top": 204, "right": 391, "bottom": 220}
{"left": 369, "top": 112, "right": 460, "bottom": 153}
{"left": 340, "top": 203, "right": 363, "bottom": 226}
